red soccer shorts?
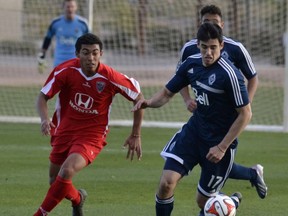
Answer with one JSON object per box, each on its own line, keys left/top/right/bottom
{"left": 49, "top": 135, "right": 107, "bottom": 165}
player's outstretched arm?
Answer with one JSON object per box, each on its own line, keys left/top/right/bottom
{"left": 131, "top": 87, "right": 175, "bottom": 112}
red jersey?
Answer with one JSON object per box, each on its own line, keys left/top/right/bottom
{"left": 41, "top": 58, "right": 140, "bottom": 139}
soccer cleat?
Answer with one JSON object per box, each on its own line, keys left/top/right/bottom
{"left": 230, "top": 192, "right": 242, "bottom": 209}
{"left": 72, "top": 189, "right": 88, "bottom": 216}
{"left": 250, "top": 164, "right": 268, "bottom": 199}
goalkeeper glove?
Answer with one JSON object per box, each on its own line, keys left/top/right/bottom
{"left": 37, "top": 52, "right": 47, "bottom": 74}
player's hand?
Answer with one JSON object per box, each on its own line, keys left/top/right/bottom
{"left": 123, "top": 134, "right": 142, "bottom": 161}
{"left": 131, "top": 99, "right": 149, "bottom": 112}
{"left": 206, "top": 145, "right": 225, "bottom": 163}
{"left": 37, "top": 52, "right": 47, "bottom": 74}
{"left": 40, "top": 119, "right": 55, "bottom": 136}
{"left": 185, "top": 98, "right": 197, "bottom": 112}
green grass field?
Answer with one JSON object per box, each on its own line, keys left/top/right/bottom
{"left": 0, "top": 123, "right": 287, "bottom": 215}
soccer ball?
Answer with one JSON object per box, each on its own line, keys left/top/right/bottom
{"left": 204, "top": 194, "right": 236, "bottom": 216}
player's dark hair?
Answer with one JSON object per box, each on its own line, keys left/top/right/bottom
{"left": 75, "top": 33, "right": 103, "bottom": 52}
{"left": 200, "top": 5, "right": 222, "bottom": 19}
{"left": 197, "top": 22, "right": 223, "bottom": 43}
{"left": 62, "top": 0, "right": 76, "bottom": 7}
{"left": 63, "top": 0, "right": 76, "bottom": 4}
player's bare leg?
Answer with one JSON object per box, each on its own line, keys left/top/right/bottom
{"left": 196, "top": 192, "right": 210, "bottom": 210}
{"left": 34, "top": 153, "right": 87, "bottom": 216}
{"left": 155, "top": 170, "right": 182, "bottom": 216}
{"left": 49, "top": 163, "right": 61, "bottom": 185}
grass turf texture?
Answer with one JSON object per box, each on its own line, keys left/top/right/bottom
{"left": 0, "top": 123, "right": 287, "bottom": 215}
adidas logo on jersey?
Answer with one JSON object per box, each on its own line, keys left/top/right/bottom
{"left": 188, "top": 68, "right": 194, "bottom": 74}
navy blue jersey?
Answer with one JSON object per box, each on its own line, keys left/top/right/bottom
{"left": 166, "top": 54, "right": 249, "bottom": 144}
{"left": 179, "top": 36, "right": 256, "bottom": 80}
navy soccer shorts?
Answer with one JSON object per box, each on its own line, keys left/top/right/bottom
{"left": 161, "top": 123, "right": 236, "bottom": 197}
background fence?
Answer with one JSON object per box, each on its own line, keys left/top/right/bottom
{"left": 0, "top": 0, "right": 287, "bottom": 131}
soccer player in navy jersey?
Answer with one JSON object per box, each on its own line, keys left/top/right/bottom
{"left": 132, "top": 23, "right": 251, "bottom": 216}
{"left": 179, "top": 5, "right": 267, "bottom": 200}
{"left": 37, "top": 0, "right": 89, "bottom": 70}
{"left": 33, "top": 33, "right": 144, "bottom": 216}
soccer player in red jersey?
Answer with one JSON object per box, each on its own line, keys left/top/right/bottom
{"left": 33, "top": 33, "right": 144, "bottom": 216}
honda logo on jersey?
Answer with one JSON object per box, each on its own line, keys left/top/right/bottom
{"left": 75, "top": 93, "right": 93, "bottom": 109}
{"left": 69, "top": 93, "right": 98, "bottom": 114}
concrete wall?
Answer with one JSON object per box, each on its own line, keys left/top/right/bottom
{"left": 0, "top": 0, "right": 23, "bottom": 40}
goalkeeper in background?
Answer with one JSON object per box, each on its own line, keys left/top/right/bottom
{"left": 37, "top": 0, "right": 89, "bottom": 73}
{"left": 178, "top": 4, "right": 267, "bottom": 200}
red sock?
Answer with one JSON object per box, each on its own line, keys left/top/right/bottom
{"left": 65, "top": 183, "right": 81, "bottom": 206}
{"left": 33, "top": 176, "right": 80, "bottom": 215}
